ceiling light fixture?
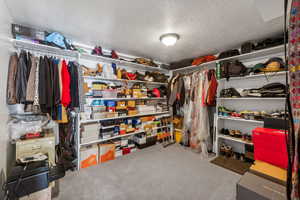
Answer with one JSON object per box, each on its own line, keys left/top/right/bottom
{"left": 160, "top": 33, "right": 180, "bottom": 46}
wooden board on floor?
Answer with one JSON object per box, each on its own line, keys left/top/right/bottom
{"left": 210, "top": 156, "right": 252, "bottom": 175}
{"left": 250, "top": 160, "right": 287, "bottom": 186}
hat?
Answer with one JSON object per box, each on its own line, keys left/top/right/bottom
{"left": 252, "top": 63, "right": 265, "bottom": 73}
{"left": 261, "top": 57, "right": 285, "bottom": 72}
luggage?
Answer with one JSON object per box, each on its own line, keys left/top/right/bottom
{"left": 217, "top": 49, "right": 240, "bottom": 59}
{"left": 252, "top": 127, "right": 288, "bottom": 169}
{"left": 254, "top": 35, "right": 285, "bottom": 50}
{"left": 220, "top": 60, "right": 247, "bottom": 79}
{"left": 241, "top": 42, "right": 255, "bottom": 54}
{"left": 169, "top": 58, "right": 194, "bottom": 69}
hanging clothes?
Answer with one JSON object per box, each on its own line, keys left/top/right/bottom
{"left": 38, "top": 56, "right": 47, "bottom": 112}
{"left": 15, "top": 50, "right": 28, "bottom": 104}
{"left": 190, "top": 71, "right": 210, "bottom": 157}
{"left": 6, "top": 53, "right": 18, "bottom": 105}
{"left": 61, "top": 60, "right": 71, "bottom": 108}
{"left": 51, "top": 59, "right": 61, "bottom": 120}
{"left": 205, "top": 70, "right": 218, "bottom": 106}
{"left": 26, "top": 55, "right": 38, "bottom": 103}
{"left": 68, "top": 61, "right": 80, "bottom": 109}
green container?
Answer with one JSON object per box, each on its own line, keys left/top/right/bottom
{"left": 216, "top": 63, "right": 221, "bottom": 80}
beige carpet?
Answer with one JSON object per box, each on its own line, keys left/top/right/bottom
{"left": 57, "top": 144, "right": 241, "bottom": 200}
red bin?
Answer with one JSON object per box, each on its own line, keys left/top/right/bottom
{"left": 252, "top": 127, "right": 288, "bottom": 169}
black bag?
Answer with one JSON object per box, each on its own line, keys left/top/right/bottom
{"left": 169, "top": 58, "right": 193, "bottom": 69}
{"left": 220, "top": 88, "right": 241, "bottom": 98}
{"left": 254, "top": 35, "right": 285, "bottom": 50}
{"left": 220, "top": 60, "right": 247, "bottom": 79}
{"left": 217, "top": 49, "right": 240, "bottom": 59}
{"left": 241, "top": 42, "right": 255, "bottom": 54}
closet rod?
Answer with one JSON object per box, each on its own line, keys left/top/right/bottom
{"left": 13, "top": 40, "right": 78, "bottom": 58}
{"left": 174, "top": 64, "right": 216, "bottom": 75}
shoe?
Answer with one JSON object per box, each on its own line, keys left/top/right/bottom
{"left": 224, "top": 145, "right": 233, "bottom": 158}
{"left": 220, "top": 143, "right": 227, "bottom": 156}
{"left": 229, "top": 130, "right": 235, "bottom": 137}
{"left": 234, "top": 130, "right": 242, "bottom": 138}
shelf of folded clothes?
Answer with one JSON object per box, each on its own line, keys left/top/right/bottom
{"left": 218, "top": 71, "right": 287, "bottom": 81}
{"left": 219, "top": 83, "right": 287, "bottom": 98}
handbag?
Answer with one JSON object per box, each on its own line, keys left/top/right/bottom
{"left": 220, "top": 60, "right": 247, "bottom": 79}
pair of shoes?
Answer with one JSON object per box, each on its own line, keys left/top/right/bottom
{"left": 242, "top": 134, "right": 252, "bottom": 142}
{"left": 220, "top": 143, "right": 233, "bottom": 158}
{"left": 218, "top": 106, "right": 234, "bottom": 116}
{"left": 220, "top": 128, "right": 229, "bottom": 135}
{"left": 229, "top": 130, "right": 242, "bottom": 138}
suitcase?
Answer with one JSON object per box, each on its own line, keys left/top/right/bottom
{"left": 252, "top": 127, "right": 288, "bottom": 169}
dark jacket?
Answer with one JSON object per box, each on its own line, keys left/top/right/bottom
{"left": 39, "top": 56, "right": 47, "bottom": 112}
{"left": 15, "top": 51, "right": 28, "bottom": 103}
{"left": 6, "top": 53, "right": 18, "bottom": 104}
{"left": 168, "top": 75, "right": 185, "bottom": 106}
{"left": 68, "top": 62, "right": 79, "bottom": 109}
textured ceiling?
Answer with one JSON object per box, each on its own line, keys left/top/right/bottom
{"left": 5, "top": 0, "right": 284, "bottom": 63}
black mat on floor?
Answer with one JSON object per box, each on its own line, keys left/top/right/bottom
{"left": 210, "top": 156, "right": 251, "bottom": 175}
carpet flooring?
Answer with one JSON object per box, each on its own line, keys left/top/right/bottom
{"left": 57, "top": 144, "right": 241, "bottom": 200}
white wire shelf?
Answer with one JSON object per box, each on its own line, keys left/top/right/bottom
{"left": 218, "top": 116, "right": 264, "bottom": 124}
{"left": 85, "top": 97, "right": 167, "bottom": 100}
{"left": 217, "top": 45, "right": 285, "bottom": 63}
{"left": 12, "top": 39, "right": 170, "bottom": 73}
{"left": 80, "top": 131, "right": 144, "bottom": 146}
{"left": 218, "top": 71, "right": 287, "bottom": 81}
{"left": 80, "top": 53, "right": 169, "bottom": 73}
{"left": 218, "top": 134, "right": 253, "bottom": 145}
{"left": 80, "top": 125, "right": 171, "bottom": 146}
{"left": 13, "top": 39, "right": 79, "bottom": 58}
{"left": 83, "top": 76, "right": 168, "bottom": 85}
{"left": 217, "top": 97, "right": 286, "bottom": 100}
{"left": 172, "top": 60, "right": 216, "bottom": 73}
{"left": 171, "top": 45, "right": 285, "bottom": 74}
{"left": 80, "top": 111, "right": 170, "bottom": 124}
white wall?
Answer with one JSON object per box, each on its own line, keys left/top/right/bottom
{"left": 0, "top": 0, "right": 13, "bottom": 198}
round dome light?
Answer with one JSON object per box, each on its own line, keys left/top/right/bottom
{"left": 160, "top": 33, "right": 180, "bottom": 46}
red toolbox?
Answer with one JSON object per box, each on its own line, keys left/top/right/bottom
{"left": 252, "top": 127, "right": 288, "bottom": 169}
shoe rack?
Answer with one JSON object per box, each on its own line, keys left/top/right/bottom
{"left": 12, "top": 39, "right": 173, "bottom": 171}
{"left": 214, "top": 46, "right": 287, "bottom": 156}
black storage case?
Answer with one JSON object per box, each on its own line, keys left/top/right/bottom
{"left": 7, "top": 162, "right": 49, "bottom": 199}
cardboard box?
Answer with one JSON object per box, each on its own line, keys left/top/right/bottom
{"left": 99, "top": 144, "right": 115, "bottom": 163}
{"left": 236, "top": 172, "right": 286, "bottom": 200}
{"left": 80, "top": 145, "right": 98, "bottom": 169}
{"left": 81, "top": 124, "right": 99, "bottom": 139}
